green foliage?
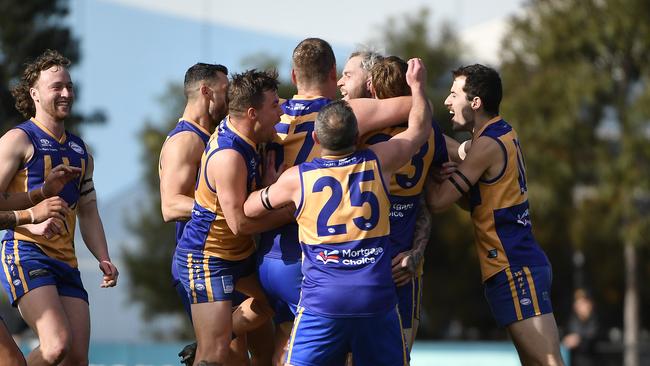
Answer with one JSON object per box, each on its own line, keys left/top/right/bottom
{"left": 0, "top": 0, "right": 104, "bottom": 134}
{"left": 500, "top": 0, "right": 650, "bottom": 330}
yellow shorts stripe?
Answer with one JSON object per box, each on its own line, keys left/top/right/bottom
{"left": 523, "top": 266, "right": 541, "bottom": 315}
{"left": 203, "top": 256, "right": 213, "bottom": 302}
{"left": 1, "top": 243, "right": 16, "bottom": 300}
{"left": 505, "top": 267, "right": 522, "bottom": 321}
{"left": 396, "top": 306, "right": 408, "bottom": 366}
{"left": 286, "top": 306, "right": 304, "bottom": 364}
{"left": 187, "top": 253, "right": 197, "bottom": 303}
{"left": 13, "top": 241, "right": 28, "bottom": 293}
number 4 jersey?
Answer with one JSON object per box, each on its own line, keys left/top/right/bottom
{"left": 295, "top": 149, "right": 396, "bottom": 317}
{"left": 469, "top": 117, "right": 549, "bottom": 282}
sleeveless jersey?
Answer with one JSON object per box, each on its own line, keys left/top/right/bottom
{"left": 3, "top": 119, "right": 89, "bottom": 267}
{"left": 296, "top": 149, "right": 396, "bottom": 317}
{"left": 178, "top": 117, "right": 260, "bottom": 260}
{"left": 259, "top": 96, "right": 331, "bottom": 261}
{"left": 468, "top": 117, "right": 549, "bottom": 282}
{"left": 362, "top": 120, "right": 448, "bottom": 256}
{"left": 159, "top": 119, "right": 211, "bottom": 244}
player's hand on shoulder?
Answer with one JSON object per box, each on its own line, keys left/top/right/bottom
{"left": 99, "top": 260, "right": 119, "bottom": 288}
{"left": 31, "top": 197, "right": 70, "bottom": 224}
{"left": 430, "top": 161, "right": 458, "bottom": 183}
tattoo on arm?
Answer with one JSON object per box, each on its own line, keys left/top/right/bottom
{"left": 0, "top": 211, "right": 17, "bottom": 230}
{"left": 409, "top": 197, "right": 432, "bottom": 272}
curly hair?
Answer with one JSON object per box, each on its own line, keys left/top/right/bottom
{"left": 11, "top": 50, "right": 71, "bottom": 119}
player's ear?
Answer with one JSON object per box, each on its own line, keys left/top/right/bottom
{"left": 312, "top": 131, "right": 320, "bottom": 145}
{"left": 30, "top": 87, "right": 39, "bottom": 102}
{"left": 291, "top": 69, "right": 298, "bottom": 86}
{"left": 368, "top": 79, "right": 376, "bottom": 99}
{"left": 247, "top": 106, "right": 257, "bottom": 121}
{"left": 471, "top": 96, "right": 482, "bottom": 111}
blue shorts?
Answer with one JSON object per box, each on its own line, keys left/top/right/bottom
{"left": 286, "top": 307, "right": 408, "bottom": 366}
{"left": 484, "top": 265, "right": 554, "bottom": 327}
{"left": 396, "top": 274, "right": 422, "bottom": 330}
{"left": 174, "top": 248, "right": 256, "bottom": 304}
{"left": 257, "top": 256, "right": 301, "bottom": 324}
{"left": 0, "top": 240, "right": 88, "bottom": 306}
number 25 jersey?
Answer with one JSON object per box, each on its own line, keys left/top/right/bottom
{"left": 295, "top": 149, "right": 396, "bottom": 317}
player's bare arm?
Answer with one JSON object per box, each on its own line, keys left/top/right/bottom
{"left": 425, "top": 136, "right": 503, "bottom": 212}
{"left": 392, "top": 196, "right": 432, "bottom": 286}
{"left": 76, "top": 155, "right": 119, "bottom": 288}
{"left": 0, "top": 129, "right": 33, "bottom": 192}
{"left": 243, "top": 166, "right": 300, "bottom": 219}
{"left": 159, "top": 132, "right": 205, "bottom": 222}
{"left": 211, "top": 150, "right": 293, "bottom": 236}
{"left": 370, "top": 58, "right": 432, "bottom": 181}
{"left": 348, "top": 96, "right": 412, "bottom": 136}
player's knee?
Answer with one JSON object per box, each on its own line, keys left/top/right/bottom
{"left": 39, "top": 337, "right": 70, "bottom": 365}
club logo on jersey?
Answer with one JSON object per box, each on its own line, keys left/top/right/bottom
{"left": 519, "top": 298, "right": 532, "bottom": 306}
{"left": 194, "top": 283, "right": 205, "bottom": 291}
{"left": 68, "top": 141, "right": 84, "bottom": 155}
{"left": 12, "top": 279, "right": 21, "bottom": 287}
{"left": 316, "top": 250, "right": 340, "bottom": 264}
{"left": 516, "top": 209, "right": 531, "bottom": 227}
{"left": 221, "top": 275, "right": 234, "bottom": 293}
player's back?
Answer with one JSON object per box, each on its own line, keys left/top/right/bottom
{"left": 259, "top": 96, "right": 332, "bottom": 261}
{"left": 3, "top": 118, "right": 88, "bottom": 267}
{"left": 362, "top": 120, "right": 448, "bottom": 256}
{"left": 178, "top": 117, "right": 260, "bottom": 260}
{"left": 295, "top": 149, "right": 396, "bottom": 317}
{"left": 469, "top": 117, "right": 549, "bottom": 281}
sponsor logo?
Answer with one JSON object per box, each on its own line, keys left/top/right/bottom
{"left": 520, "top": 298, "right": 532, "bottom": 306}
{"left": 316, "top": 250, "right": 340, "bottom": 264}
{"left": 194, "top": 283, "right": 205, "bottom": 291}
{"left": 39, "top": 138, "right": 52, "bottom": 147}
{"left": 516, "top": 208, "right": 531, "bottom": 227}
{"left": 292, "top": 103, "right": 307, "bottom": 111}
{"left": 316, "top": 247, "right": 384, "bottom": 266}
{"left": 69, "top": 141, "right": 84, "bottom": 155}
{"left": 12, "top": 279, "right": 21, "bottom": 287}
{"left": 487, "top": 249, "right": 498, "bottom": 258}
{"left": 221, "top": 275, "right": 234, "bottom": 294}
{"left": 28, "top": 268, "right": 50, "bottom": 279}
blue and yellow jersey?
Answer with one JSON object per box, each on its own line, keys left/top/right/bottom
{"left": 178, "top": 117, "right": 260, "bottom": 261}
{"left": 295, "top": 149, "right": 397, "bottom": 317}
{"left": 468, "top": 117, "right": 549, "bottom": 282}
{"left": 159, "top": 119, "right": 211, "bottom": 244}
{"left": 361, "top": 120, "right": 448, "bottom": 256}
{"left": 2, "top": 119, "right": 89, "bottom": 267}
{"left": 259, "top": 96, "right": 332, "bottom": 261}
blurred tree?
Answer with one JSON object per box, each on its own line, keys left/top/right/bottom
{"left": 500, "top": 1, "right": 650, "bottom": 364}
{"left": 0, "top": 0, "right": 104, "bottom": 134}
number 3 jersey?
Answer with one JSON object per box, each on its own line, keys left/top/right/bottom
{"left": 295, "top": 149, "right": 396, "bottom": 317}
{"left": 469, "top": 117, "right": 549, "bottom": 282}
{"left": 362, "top": 120, "right": 448, "bottom": 257}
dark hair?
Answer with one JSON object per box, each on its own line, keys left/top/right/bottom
{"left": 371, "top": 56, "right": 410, "bottom": 99}
{"left": 452, "top": 64, "right": 502, "bottom": 116}
{"left": 11, "top": 50, "right": 71, "bottom": 119}
{"left": 315, "top": 100, "right": 358, "bottom": 151}
{"left": 292, "top": 38, "right": 336, "bottom": 86}
{"left": 227, "top": 69, "right": 279, "bottom": 116}
{"left": 184, "top": 63, "right": 228, "bottom": 98}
